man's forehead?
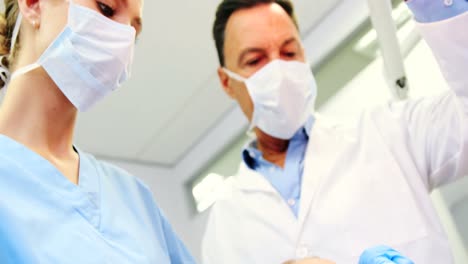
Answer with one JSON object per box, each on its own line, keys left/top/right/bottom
{"left": 224, "top": 3, "right": 298, "bottom": 50}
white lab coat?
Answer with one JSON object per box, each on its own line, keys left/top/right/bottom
{"left": 202, "top": 13, "right": 468, "bottom": 264}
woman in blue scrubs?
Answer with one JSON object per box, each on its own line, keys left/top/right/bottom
{"left": 0, "top": 0, "right": 195, "bottom": 263}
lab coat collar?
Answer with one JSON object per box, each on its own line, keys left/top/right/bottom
{"left": 235, "top": 114, "right": 318, "bottom": 194}
{"left": 234, "top": 114, "right": 348, "bottom": 225}
{"left": 304, "top": 115, "right": 315, "bottom": 137}
{"left": 235, "top": 162, "right": 279, "bottom": 194}
{"left": 297, "top": 115, "right": 349, "bottom": 223}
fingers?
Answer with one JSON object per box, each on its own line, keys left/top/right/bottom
{"left": 392, "top": 256, "right": 414, "bottom": 264}
{"left": 359, "top": 246, "right": 414, "bottom": 264}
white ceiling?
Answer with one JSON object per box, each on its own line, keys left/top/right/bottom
{"left": 0, "top": 0, "right": 370, "bottom": 167}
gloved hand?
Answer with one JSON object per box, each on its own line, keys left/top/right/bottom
{"left": 359, "top": 246, "right": 414, "bottom": 264}
{"left": 405, "top": 0, "right": 468, "bottom": 23}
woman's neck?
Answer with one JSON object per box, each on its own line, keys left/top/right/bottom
{"left": 0, "top": 68, "right": 77, "bottom": 158}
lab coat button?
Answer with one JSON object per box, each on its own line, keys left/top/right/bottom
{"left": 288, "top": 199, "right": 296, "bottom": 206}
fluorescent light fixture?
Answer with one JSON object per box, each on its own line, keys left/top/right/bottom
{"left": 354, "top": 29, "right": 378, "bottom": 52}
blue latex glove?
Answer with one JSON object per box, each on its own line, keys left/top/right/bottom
{"left": 359, "top": 246, "right": 414, "bottom": 264}
{"left": 405, "top": 0, "right": 468, "bottom": 23}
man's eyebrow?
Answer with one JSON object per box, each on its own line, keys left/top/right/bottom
{"left": 281, "top": 37, "right": 298, "bottom": 47}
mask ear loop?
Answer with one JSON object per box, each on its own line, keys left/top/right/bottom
{"left": 223, "top": 68, "right": 247, "bottom": 83}
{"left": 10, "top": 14, "right": 22, "bottom": 54}
{"left": 9, "top": 14, "right": 41, "bottom": 80}
{"left": 222, "top": 68, "right": 258, "bottom": 138}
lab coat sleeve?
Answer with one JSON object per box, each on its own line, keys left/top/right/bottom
{"left": 202, "top": 180, "right": 239, "bottom": 264}
{"left": 202, "top": 198, "right": 233, "bottom": 264}
{"left": 419, "top": 12, "right": 468, "bottom": 187}
{"left": 401, "top": 12, "right": 468, "bottom": 190}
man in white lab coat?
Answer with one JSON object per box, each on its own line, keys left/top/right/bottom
{"left": 202, "top": 0, "right": 468, "bottom": 263}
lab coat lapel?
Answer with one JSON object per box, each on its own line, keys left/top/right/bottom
{"left": 234, "top": 162, "right": 300, "bottom": 238}
{"left": 235, "top": 163, "right": 278, "bottom": 194}
{"left": 298, "top": 116, "right": 345, "bottom": 225}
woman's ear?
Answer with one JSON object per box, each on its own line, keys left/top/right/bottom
{"left": 17, "top": 0, "right": 41, "bottom": 29}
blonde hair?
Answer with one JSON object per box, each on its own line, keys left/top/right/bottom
{"left": 0, "top": 0, "right": 20, "bottom": 88}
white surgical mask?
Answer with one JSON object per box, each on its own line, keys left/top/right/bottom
{"left": 224, "top": 60, "right": 317, "bottom": 139}
{"left": 10, "top": 0, "right": 136, "bottom": 111}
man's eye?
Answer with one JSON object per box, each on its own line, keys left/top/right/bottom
{"left": 284, "top": 52, "right": 296, "bottom": 58}
{"left": 97, "top": 2, "right": 115, "bottom": 17}
{"left": 246, "top": 58, "right": 261, "bottom": 66}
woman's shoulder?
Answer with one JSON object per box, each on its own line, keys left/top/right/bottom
{"left": 78, "top": 150, "right": 151, "bottom": 193}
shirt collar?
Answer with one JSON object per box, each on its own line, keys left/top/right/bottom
{"left": 242, "top": 115, "right": 315, "bottom": 170}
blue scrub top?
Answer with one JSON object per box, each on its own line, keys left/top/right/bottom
{"left": 0, "top": 135, "right": 196, "bottom": 264}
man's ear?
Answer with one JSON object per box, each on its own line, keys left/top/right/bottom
{"left": 17, "top": 0, "right": 42, "bottom": 29}
{"left": 217, "top": 67, "right": 236, "bottom": 99}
